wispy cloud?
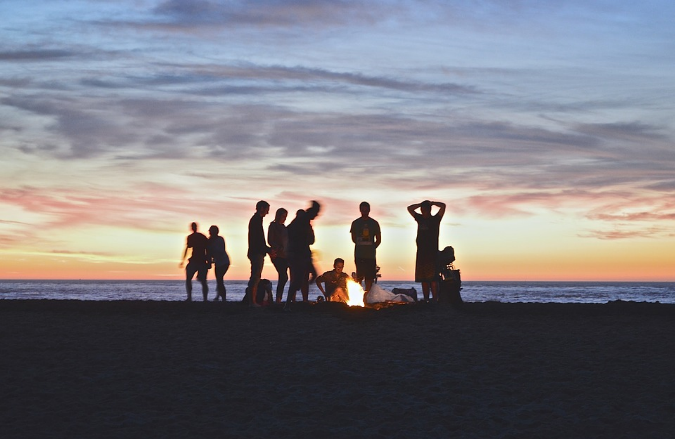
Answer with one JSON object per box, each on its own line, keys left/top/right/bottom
{"left": 582, "top": 227, "right": 675, "bottom": 240}
{"left": 575, "top": 121, "right": 668, "bottom": 142}
{"left": 151, "top": 0, "right": 400, "bottom": 29}
{"left": 0, "top": 49, "right": 77, "bottom": 61}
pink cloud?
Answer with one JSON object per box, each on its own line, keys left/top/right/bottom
{"left": 0, "top": 185, "right": 244, "bottom": 233}
{"left": 581, "top": 227, "right": 673, "bottom": 240}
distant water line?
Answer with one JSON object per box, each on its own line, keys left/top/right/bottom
{"left": 1, "top": 280, "right": 674, "bottom": 304}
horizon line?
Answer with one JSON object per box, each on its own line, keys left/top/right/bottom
{"left": 1, "top": 278, "right": 674, "bottom": 283}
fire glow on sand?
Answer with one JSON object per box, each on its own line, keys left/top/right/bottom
{"left": 346, "top": 279, "right": 365, "bottom": 307}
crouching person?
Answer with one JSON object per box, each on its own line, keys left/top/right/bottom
{"left": 315, "top": 258, "right": 350, "bottom": 303}
{"left": 243, "top": 279, "right": 274, "bottom": 306}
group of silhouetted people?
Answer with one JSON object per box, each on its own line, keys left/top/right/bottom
{"left": 180, "top": 199, "right": 446, "bottom": 305}
{"left": 179, "top": 222, "right": 230, "bottom": 302}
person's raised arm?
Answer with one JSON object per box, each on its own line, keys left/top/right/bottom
{"left": 407, "top": 203, "right": 421, "bottom": 218}
{"left": 433, "top": 201, "right": 446, "bottom": 219}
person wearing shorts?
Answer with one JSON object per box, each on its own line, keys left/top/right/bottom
{"left": 179, "top": 222, "right": 209, "bottom": 301}
{"left": 350, "top": 201, "right": 381, "bottom": 295}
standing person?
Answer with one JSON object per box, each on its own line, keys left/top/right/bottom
{"left": 179, "top": 222, "right": 209, "bottom": 302}
{"left": 247, "top": 200, "right": 272, "bottom": 307}
{"left": 207, "top": 225, "right": 230, "bottom": 301}
{"left": 285, "top": 201, "right": 321, "bottom": 308}
{"left": 407, "top": 200, "right": 446, "bottom": 302}
{"left": 268, "top": 208, "right": 289, "bottom": 304}
{"left": 350, "top": 201, "right": 381, "bottom": 295}
{"left": 315, "top": 258, "right": 350, "bottom": 303}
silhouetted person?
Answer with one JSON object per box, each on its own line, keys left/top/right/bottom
{"left": 350, "top": 201, "right": 381, "bottom": 295}
{"left": 179, "top": 222, "right": 209, "bottom": 301}
{"left": 315, "top": 258, "right": 350, "bottom": 303}
{"left": 247, "top": 200, "right": 272, "bottom": 307}
{"left": 208, "top": 225, "right": 230, "bottom": 301}
{"left": 285, "top": 201, "right": 321, "bottom": 308}
{"left": 268, "top": 208, "right": 289, "bottom": 304}
{"left": 408, "top": 200, "right": 446, "bottom": 301}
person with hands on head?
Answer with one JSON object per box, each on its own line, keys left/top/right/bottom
{"left": 407, "top": 200, "right": 446, "bottom": 302}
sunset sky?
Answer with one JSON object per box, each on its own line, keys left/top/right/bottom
{"left": 1, "top": 0, "right": 674, "bottom": 281}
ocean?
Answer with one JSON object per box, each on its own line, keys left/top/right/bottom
{"left": 1, "top": 280, "right": 674, "bottom": 304}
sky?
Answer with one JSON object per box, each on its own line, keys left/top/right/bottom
{"left": 1, "top": 0, "right": 674, "bottom": 281}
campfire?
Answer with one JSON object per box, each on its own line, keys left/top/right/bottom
{"left": 346, "top": 279, "right": 365, "bottom": 307}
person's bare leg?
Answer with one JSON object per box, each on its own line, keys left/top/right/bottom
{"left": 422, "top": 282, "right": 430, "bottom": 301}
{"left": 250, "top": 285, "right": 260, "bottom": 307}
{"left": 198, "top": 272, "right": 208, "bottom": 301}
{"left": 185, "top": 279, "right": 192, "bottom": 301}
{"left": 365, "top": 278, "right": 374, "bottom": 294}
{"left": 301, "top": 278, "right": 309, "bottom": 302}
{"left": 430, "top": 281, "right": 438, "bottom": 302}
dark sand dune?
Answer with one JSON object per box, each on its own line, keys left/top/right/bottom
{"left": 1, "top": 300, "right": 673, "bottom": 438}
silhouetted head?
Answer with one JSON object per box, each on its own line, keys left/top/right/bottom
{"left": 191, "top": 222, "right": 198, "bottom": 232}
{"left": 307, "top": 200, "right": 321, "bottom": 220}
{"left": 256, "top": 200, "right": 270, "bottom": 216}
{"left": 421, "top": 200, "right": 432, "bottom": 217}
{"left": 439, "top": 246, "right": 456, "bottom": 265}
{"left": 209, "top": 225, "right": 219, "bottom": 237}
{"left": 359, "top": 201, "right": 370, "bottom": 218}
{"left": 275, "top": 208, "right": 288, "bottom": 223}
{"left": 333, "top": 258, "right": 345, "bottom": 273}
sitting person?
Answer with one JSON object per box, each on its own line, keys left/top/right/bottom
{"left": 315, "top": 258, "right": 350, "bottom": 303}
{"left": 243, "top": 279, "right": 274, "bottom": 306}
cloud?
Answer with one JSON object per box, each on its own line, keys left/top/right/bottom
{"left": 0, "top": 183, "right": 253, "bottom": 243}
{"left": 581, "top": 227, "right": 673, "bottom": 240}
{"left": 579, "top": 197, "right": 675, "bottom": 239}
{"left": 575, "top": 121, "right": 668, "bottom": 142}
{"left": 2, "top": 95, "right": 136, "bottom": 158}
{"left": 591, "top": 212, "right": 675, "bottom": 222}
{"left": 4, "top": 81, "right": 672, "bottom": 201}
{"left": 587, "top": 198, "right": 675, "bottom": 224}
{"left": 0, "top": 50, "right": 77, "bottom": 62}
{"left": 77, "top": 62, "right": 478, "bottom": 98}
{"left": 0, "top": 77, "right": 32, "bottom": 87}
{"left": 190, "top": 63, "right": 479, "bottom": 95}
{"left": 151, "top": 0, "right": 397, "bottom": 29}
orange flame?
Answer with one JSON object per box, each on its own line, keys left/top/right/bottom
{"left": 346, "top": 279, "right": 365, "bottom": 307}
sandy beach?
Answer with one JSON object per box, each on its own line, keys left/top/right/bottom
{"left": 1, "top": 299, "right": 673, "bottom": 439}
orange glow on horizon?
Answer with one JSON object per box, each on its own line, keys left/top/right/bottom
{"left": 1, "top": 219, "right": 674, "bottom": 282}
